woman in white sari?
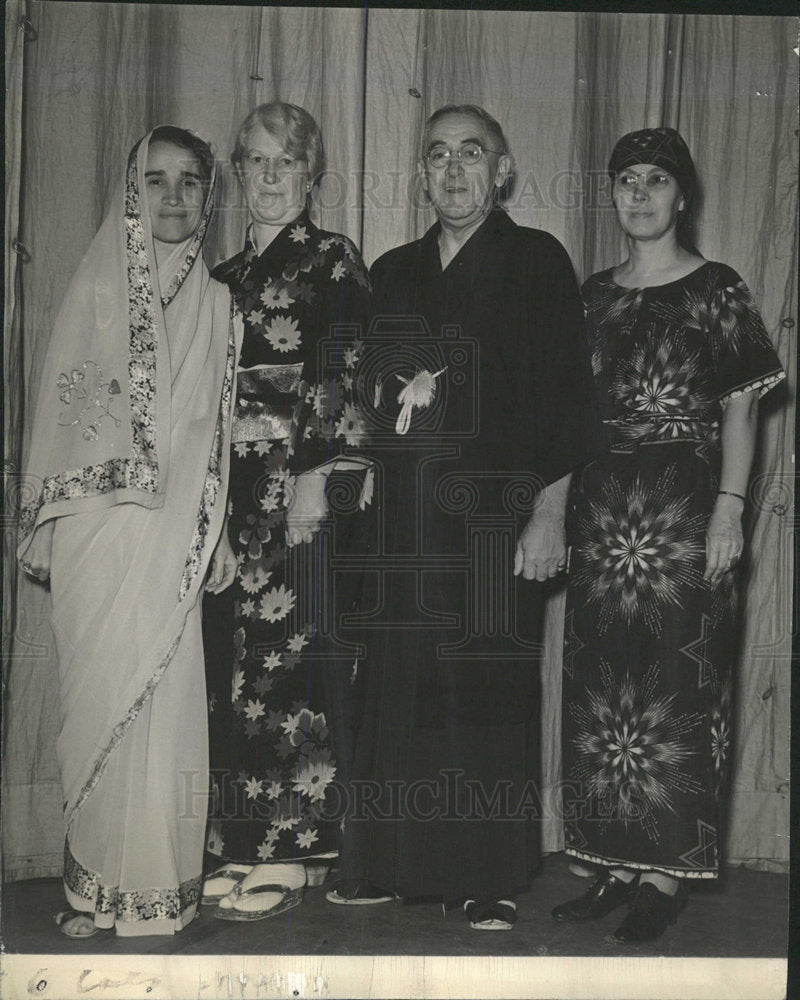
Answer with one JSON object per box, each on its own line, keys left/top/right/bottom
{"left": 17, "top": 126, "right": 238, "bottom": 937}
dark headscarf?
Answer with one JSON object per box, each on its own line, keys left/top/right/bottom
{"left": 608, "top": 127, "right": 696, "bottom": 204}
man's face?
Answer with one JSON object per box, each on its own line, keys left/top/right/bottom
{"left": 419, "top": 113, "right": 510, "bottom": 232}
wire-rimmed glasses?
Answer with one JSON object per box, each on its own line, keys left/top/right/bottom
{"left": 424, "top": 141, "right": 503, "bottom": 169}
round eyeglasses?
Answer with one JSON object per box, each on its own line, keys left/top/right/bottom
{"left": 424, "top": 141, "right": 503, "bottom": 169}
{"left": 242, "top": 152, "right": 303, "bottom": 174}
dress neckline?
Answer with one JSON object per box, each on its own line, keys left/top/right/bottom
{"left": 605, "top": 259, "right": 711, "bottom": 292}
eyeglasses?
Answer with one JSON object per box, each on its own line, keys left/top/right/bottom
{"left": 424, "top": 141, "right": 503, "bottom": 169}
{"left": 242, "top": 152, "right": 304, "bottom": 174}
{"left": 615, "top": 170, "right": 673, "bottom": 190}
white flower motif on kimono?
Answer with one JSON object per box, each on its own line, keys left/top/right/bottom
{"left": 293, "top": 760, "right": 336, "bottom": 802}
{"left": 265, "top": 779, "right": 283, "bottom": 800}
{"left": 245, "top": 698, "right": 266, "bottom": 722}
{"left": 232, "top": 669, "right": 245, "bottom": 702}
{"left": 282, "top": 707, "right": 315, "bottom": 740}
{"left": 234, "top": 441, "right": 250, "bottom": 458}
{"left": 240, "top": 598, "right": 256, "bottom": 618}
{"left": 259, "top": 584, "right": 296, "bottom": 622}
{"left": 306, "top": 382, "right": 330, "bottom": 418}
{"left": 254, "top": 440, "right": 275, "bottom": 457}
{"left": 297, "top": 828, "right": 319, "bottom": 850}
{"left": 244, "top": 776, "right": 263, "bottom": 799}
{"left": 264, "top": 315, "right": 302, "bottom": 353}
{"left": 343, "top": 347, "right": 359, "bottom": 368}
{"left": 273, "top": 805, "right": 300, "bottom": 831}
{"left": 248, "top": 307, "right": 266, "bottom": 326}
{"left": 256, "top": 840, "right": 276, "bottom": 861}
{"left": 335, "top": 402, "right": 366, "bottom": 446}
{"left": 260, "top": 493, "right": 280, "bottom": 514}
{"left": 318, "top": 237, "right": 335, "bottom": 252}
{"left": 290, "top": 224, "right": 310, "bottom": 244}
{"left": 287, "top": 632, "right": 309, "bottom": 653}
{"left": 331, "top": 261, "right": 346, "bottom": 282}
{"left": 281, "top": 713, "right": 301, "bottom": 738}
{"left": 262, "top": 650, "right": 282, "bottom": 671}
{"left": 260, "top": 283, "right": 293, "bottom": 311}
{"left": 240, "top": 564, "right": 272, "bottom": 595}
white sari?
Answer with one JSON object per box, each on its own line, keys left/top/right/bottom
{"left": 19, "top": 130, "right": 238, "bottom": 935}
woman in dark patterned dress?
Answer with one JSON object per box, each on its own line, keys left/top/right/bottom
{"left": 553, "top": 128, "right": 785, "bottom": 942}
{"left": 201, "top": 103, "right": 373, "bottom": 921}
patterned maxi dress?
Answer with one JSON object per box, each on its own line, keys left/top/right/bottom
{"left": 562, "top": 261, "right": 784, "bottom": 879}
{"left": 204, "top": 213, "right": 373, "bottom": 865}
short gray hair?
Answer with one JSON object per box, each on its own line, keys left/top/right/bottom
{"left": 232, "top": 102, "right": 325, "bottom": 183}
{"left": 422, "top": 104, "right": 509, "bottom": 157}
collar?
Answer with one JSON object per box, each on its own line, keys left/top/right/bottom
{"left": 421, "top": 207, "right": 515, "bottom": 275}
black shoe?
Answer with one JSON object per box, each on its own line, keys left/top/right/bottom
{"left": 613, "top": 881, "right": 687, "bottom": 942}
{"left": 551, "top": 871, "right": 637, "bottom": 922}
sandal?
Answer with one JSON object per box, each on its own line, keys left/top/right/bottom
{"left": 464, "top": 899, "right": 517, "bottom": 931}
{"left": 325, "top": 879, "right": 396, "bottom": 905}
{"left": 54, "top": 908, "right": 99, "bottom": 939}
{"left": 213, "top": 882, "right": 304, "bottom": 922}
{"left": 201, "top": 864, "right": 252, "bottom": 905}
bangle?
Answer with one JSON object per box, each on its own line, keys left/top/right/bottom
{"left": 718, "top": 490, "right": 746, "bottom": 502}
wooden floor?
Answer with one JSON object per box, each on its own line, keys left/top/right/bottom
{"left": 1, "top": 853, "right": 788, "bottom": 959}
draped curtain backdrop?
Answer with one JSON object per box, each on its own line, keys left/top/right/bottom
{"left": 3, "top": 2, "right": 795, "bottom": 881}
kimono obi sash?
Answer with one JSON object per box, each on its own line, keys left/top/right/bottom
{"left": 232, "top": 363, "right": 304, "bottom": 443}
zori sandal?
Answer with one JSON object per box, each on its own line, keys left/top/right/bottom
{"left": 201, "top": 864, "right": 252, "bottom": 905}
{"left": 213, "top": 882, "right": 304, "bottom": 921}
{"left": 464, "top": 898, "right": 517, "bottom": 931}
{"left": 54, "top": 908, "right": 99, "bottom": 938}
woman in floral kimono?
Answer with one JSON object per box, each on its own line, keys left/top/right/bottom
{"left": 553, "top": 128, "right": 785, "bottom": 942}
{"left": 18, "top": 127, "right": 238, "bottom": 937}
{"left": 201, "top": 102, "right": 373, "bottom": 921}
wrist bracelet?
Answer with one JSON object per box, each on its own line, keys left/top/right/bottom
{"left": 718, "top": 490, "right": 746, "bottom": 502}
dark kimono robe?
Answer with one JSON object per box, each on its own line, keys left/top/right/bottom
{"left": 339, "top": 209, "right": 606, "bottom": 901}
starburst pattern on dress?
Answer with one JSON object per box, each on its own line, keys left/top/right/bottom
{"left": 648, "top": 266, "right": 767, "bottom": 364}
{"left": 569, "top": 660, "right": 705, "bottom": 841}
{"left": 610, "top": 325, "right": 711, "bottom": 443}
{"left": 572, "top": 465, "right": 706, "bottom": 634}
{"left": 709, "top": 671, "right": 732, "bottom": 798}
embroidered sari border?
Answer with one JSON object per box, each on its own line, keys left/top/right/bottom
{"left": 64, "top": 839, "right": 202, "bottom": 922}
{"left": 179, "top": 310, "right": 237, "bottom": 600}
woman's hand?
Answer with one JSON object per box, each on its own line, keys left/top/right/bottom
{"left": 20, "top": 521, "right": 55, "bottom": 582}
{"left": 285, "top": 472, "right": 328, "bottom": 547}
{"left": 206, "top": 526, "right": 238, "bottom": 594}
{"left": 704, "top": 494, "right": 744, "bottom": 585}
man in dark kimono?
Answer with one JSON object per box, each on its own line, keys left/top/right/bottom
{"left": 326, "top": 104, "right": 605, "bottom": 930}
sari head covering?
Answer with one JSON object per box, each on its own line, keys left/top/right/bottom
{"left": 26, "top": 129, "right": 237, "bottom": 935}
{"left": 608, "top": 126, "right": 697, "bottom": 203}
{"left": 18, "top": 126, "right": 225, "bottom": 559}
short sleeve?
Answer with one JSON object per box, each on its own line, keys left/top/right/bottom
{"left": 709, "top": 266, "right": 785, "bottom": 404}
